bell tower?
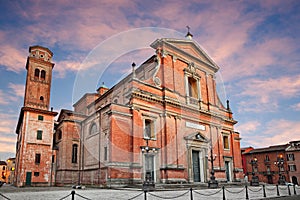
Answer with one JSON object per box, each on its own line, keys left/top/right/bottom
{"left": 14, "top": 46, "right": 57, "bottom": 187}
{"left": 24, "top": 46, "right": 54, "bottom": 110}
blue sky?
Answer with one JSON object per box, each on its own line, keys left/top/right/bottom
{"left": 0, "top": 0, "right": 300, "bottom": 160}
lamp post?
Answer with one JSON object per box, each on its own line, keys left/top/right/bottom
{"left": 141, "top": 138, "right": 156, "bottom": 191}
{"left": 274, "top": 154, "right": 285, "bottom": 185}
{"left": 207, "top": 133, "right": 218, "bottom": 188}
{"left": 250, "top": 157, "right": 259, "bottom": 186}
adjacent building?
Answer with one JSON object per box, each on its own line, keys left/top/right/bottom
{"left": 242, "top": 141, "right": 300, "bottom": 185}
{"left": 6, "top": 158, "right": 15, "bottom": 184}
{"left": 0, "top": 161, "right": 7, "bottom": 183}
{"left": 15, "top": 34, "right": 244, "bottom": 187}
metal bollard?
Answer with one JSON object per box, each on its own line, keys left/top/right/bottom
{"left": 263, "top": 185, "right": 266, "bottom": 198}
{"left": 222, "top": 186, "right": 226, "bottom": 200}
{"left": 293, "top": 184, "right": 297, "bottom": 195}
{"left": 276, "top": 185, "right": 280, "bottom": 196}
{"left": 190, "top": 188, "right": 193, "bottom": 200}
{"left": 245, "top": 185, "right": 249, "bottom": 200}
{"left": 71, "top": 190, "right": 75, "bottom": 200}
{"left": 288, "top": 185, "right": 291, "bottom": 196}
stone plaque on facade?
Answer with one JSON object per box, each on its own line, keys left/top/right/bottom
{"left": 186, "top": 121, "right": 205, "bottom": 130}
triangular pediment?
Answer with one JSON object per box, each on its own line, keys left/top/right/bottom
{"left": 184, "top": 132, "right": 209, "bottom": 143}
{"left": 151, "top": 38, "right": 219, "bottom": 72}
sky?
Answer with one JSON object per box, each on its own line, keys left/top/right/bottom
{"left": 0, "top": 0, "right": 300, "bottom": 160}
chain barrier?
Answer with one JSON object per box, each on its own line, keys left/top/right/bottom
{"left": 2, "top": 185, "right": 300, "bottom": 200}
{"left": 75, "top": 192, "right": 93, "bottom": 200}
{"left": 278, "top": 186, "right": 288, "bottom": 191}
{"left": 248, "top": 186, "right": 262, "bottom": 193}
{"left": 224, "top": 187, "right": 245, "bottom": 194}
{"left": 0, "top": 193, "right": 11, "bottom": 200}
{"left": 148, "top": 190, "right": 189, "bottom": 199}
{"left": 193, "top": 188, "right": 222, "bottom": 196}
{"left": 265, "top": 186, "right": 276, "bottom": 191}
{"left": 58, "top": 192, "right": 72, "bottom": 200}
{"left": 127, "top": 192, "right": 144, "bottom": 200}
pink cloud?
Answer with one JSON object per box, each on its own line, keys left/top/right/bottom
{"left": 220, "top": 37, "right": 297, "bottom": 81}
{"left": 0, "top": 44, "right": 27, "bottom": 72}
{"left": 0, "top": 90, "right": 10, "bottom": 105}
{"left": 8, "top": 83, "right": 25, "bottom": 97}
{"left": 235, "top": 120, "right": 261, "bottom": 133}
{"left": 244, "top": 119, "right": 300, "bottom": 148}
{"left": 236, "top": 75, "right": 300, "bottom": 113}
{"left": 291, "top": 103, "right": 300, "bottom": 111}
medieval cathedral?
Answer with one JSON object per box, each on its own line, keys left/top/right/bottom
{"left": 14, "top": 34, "right": 243, "bottom": 187}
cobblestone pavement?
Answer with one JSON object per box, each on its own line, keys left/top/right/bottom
{"left": 0, "top": 184, "right": 300, "bottom": 200}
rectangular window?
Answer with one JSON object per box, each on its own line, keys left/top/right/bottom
{"left": 287, "top": 154, "right": 295, "bottom": 161}
{"left": 38, "top": 115, "right": 44, "bottom": 121}
{"left": 34, "top": 172, "right": 39, "bottom": 177}
{"left": 223, "top": 135, "right": 229, "bottom": 149}
{"left": 72, "top": 144, "right": 78, "bottom": 163}
{"left": 144, "top": 119, "right": 155, "bottom": 139}
{"left": 52, "top": 155, "right": 55, "bottom": 163}
{"left": 288, "top": 165, "right": 297, "bottom": 172}
{"left": 35, "top": 153, "right": 41, "bottom": 164}
{"left": 104, "top": 147, "right": 107, "bottom": 161}
{"left": 188, "top": 77, "right": 198, "bottom": 98}
{"left": 37, "top": 130, "right": 43, "bottom": 140}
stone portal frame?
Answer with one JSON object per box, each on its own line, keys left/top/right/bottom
{"left": 185, "top": 132, "right": 209, "bottom": 183}
{"left": 224, "top": 156, "right": 233, "bottom": 182}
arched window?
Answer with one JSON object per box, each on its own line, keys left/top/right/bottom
{"left": 34, "top": 68, "right": 40, "bottom": 79}
{"left": 90, "top": 123, "right": 98, "bottom": 135}
{"left": 41, "top": 70, "right": 46, "bottom": 80}
{"left": 72, "top": 144, "right": 78, "bottom": 163}
{"left": 40, "top": 96, "right": 44, "bottom": 101}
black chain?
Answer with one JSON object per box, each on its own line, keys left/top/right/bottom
{"left": 225, "top": 187, "right": 245, "bottom": 194}
{"left": 248, "top": 187, "right": 262, "bottom": 192}
{"left": 57, "top": 193, "right": 72, "bottom": 200}
{"left": 193, "top": 188, "right": 222, "bottom": 196}
{"left": 148, "top": 190, "right": 189, "bottom": 199}
{"left": 127, "top": 192, "right": 144, "bottom": 200}
{"left": 0, "top": 193, "right": 11, "bottom": 200}
{"left": 75, "top": 193, "right": 93, "bottom": 200}
{"left": 265, "top": 186, "right": 277, "bottom": 191}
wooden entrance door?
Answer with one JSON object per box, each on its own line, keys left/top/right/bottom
{"left": 192, "top": 150, "right": 201, "bottom": 182}
{"left": 25, "top": 172, "right": 32, "bottom": 186}
{"left": 225, "top": 161, "right": 230, "bottom": 181}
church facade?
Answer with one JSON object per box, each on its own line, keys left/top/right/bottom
{"left": 15, "top": 35, "right": 244, "bottom": 187}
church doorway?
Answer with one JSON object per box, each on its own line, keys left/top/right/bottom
{"left": 144, "top": 154, "right": 155, "bottom": 182}
{"left": 192, "top": 150, "right": 205, "bottom": 182}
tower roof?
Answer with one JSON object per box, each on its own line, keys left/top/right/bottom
{"left": 29, "top": 45, "right": 53, "bottom": 56}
